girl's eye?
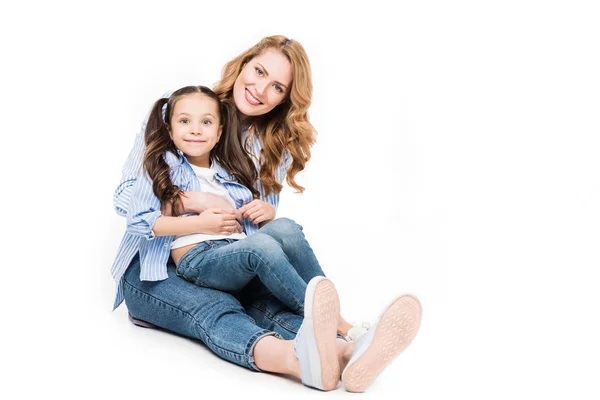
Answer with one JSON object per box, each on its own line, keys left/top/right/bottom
{"left": 274, "top": 84, "right": 283, "bottom": 93}
{"left": 255, "top": 67, "right": 264, "bottom": 76}
{"left": 202, "top": 120, "right": 212, "bottom": 125}
{"left": 180, "top": 119, "right": 190, "bottom": 124}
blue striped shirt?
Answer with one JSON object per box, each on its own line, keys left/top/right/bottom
{"left": 111, "top": 126, "right": 292, "bottom": 309}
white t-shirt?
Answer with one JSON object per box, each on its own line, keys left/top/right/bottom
{"left": 171, "top": 164, "right": 247, "bottom": 250}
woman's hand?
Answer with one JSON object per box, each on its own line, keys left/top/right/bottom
{"left": 239, "top": 200, "right": 276, "bottom": 225}
{"left": 195, "top": 209, "right": 243, "bottom": 235}
{"left": 180, "top": 192, "right": 233, "bottom": 214}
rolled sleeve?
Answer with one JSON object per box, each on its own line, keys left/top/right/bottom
{"left": 126, "top": 171, "right": 163, "bottom": 240}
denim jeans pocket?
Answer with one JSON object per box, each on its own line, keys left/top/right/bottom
{"left": 175, "top": 242, "right": 213, "bottom": 286}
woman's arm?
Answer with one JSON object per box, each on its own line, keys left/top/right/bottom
{"left": 114, "top": 128, "right": 145, "bottom": 217}
{"left": 179, "top": 191, "right": 236, "bottom": 214}
{"left": 127, "top": 170, "right": 242, "bottom": 238}
{"left": 239, "top": 149, "right": 292, "bottom": 225}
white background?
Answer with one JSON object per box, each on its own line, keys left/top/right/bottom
{"left": 2, "top": 1, "right": 599, "bottom": 399}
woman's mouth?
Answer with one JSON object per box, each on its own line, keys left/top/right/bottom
{"left": 245, "top": 88, "right": 263, "bottom": 106}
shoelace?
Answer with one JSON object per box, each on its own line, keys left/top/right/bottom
{"left": 346, "top": 322, "right": 372, "bottom": 341}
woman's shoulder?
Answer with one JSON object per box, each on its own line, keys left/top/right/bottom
{"left": 163, "top": 149, "right": 184, "bottom": 168}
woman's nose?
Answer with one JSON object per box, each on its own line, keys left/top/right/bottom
{"left": 255, "top": 81, "right": 267, "bottom": 95}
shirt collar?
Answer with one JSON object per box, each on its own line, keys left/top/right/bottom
{"left": 211, "top": 160, "right": 236, "bottom": 182}
{"left": 174, "top": 149, "right": 236, "bottom": 182}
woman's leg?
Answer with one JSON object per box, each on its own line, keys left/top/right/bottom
{"left": 249, "top": 286, "right": 357, "bottom": 388}
{"left": 251, "top": 336, "right": 354, "bottom": 377}
{"left": 122, "top": 254, "right": 282, "bottom": 371}
{"left": 176, "top": 235, "right": 308, "bottom": 314}
{"left": 241, "top": 281, "right": 304, "bottom": 339}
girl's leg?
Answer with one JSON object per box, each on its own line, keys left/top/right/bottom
{"left": 257, "top": 218, "right": 354, "bottom": 336}
{"left": 176, "top": 235, "right": 307, "bottom": 314}
{"left": 122, "top": 254, "right": 281, "bottom": 371}
{"left": 257, "top": 218, "right": 324, "bottom": 282}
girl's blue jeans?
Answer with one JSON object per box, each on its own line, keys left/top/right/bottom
{"left": 122, "top": 218, "right": 326, "bottom": 371}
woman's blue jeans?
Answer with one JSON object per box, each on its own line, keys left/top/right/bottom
{"left": 122, "top": 218, "right": 326, "bottom": 371}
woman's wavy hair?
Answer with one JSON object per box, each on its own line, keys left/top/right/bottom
{"left": 213, "top": 35, "right": 315, "bottom": 195}
{"left": 143, "top": 85, "right": 258, "bottom": 216}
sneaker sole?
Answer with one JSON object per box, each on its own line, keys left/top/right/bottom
{"left": 310, "top": 279, "right": 341, "bottom": 390}
{"left": 342, "top": 295, "right": 422, "bottom": 393}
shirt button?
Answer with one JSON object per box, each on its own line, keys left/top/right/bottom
{"left": 164, "top": 243, "right": 169, "bottom": 248}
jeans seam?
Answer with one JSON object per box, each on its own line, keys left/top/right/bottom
{"left": 250, "top": 302, "right": 300, "bottom": 335}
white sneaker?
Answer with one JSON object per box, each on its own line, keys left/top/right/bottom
{"left": 341, "top": 295, "right": 422, "bottom": 393}
{"left": 294, "top": 276, "right": 341, "bottom": 391}
{"left": 345, "top": 322, "right": 372, "bottom": 342}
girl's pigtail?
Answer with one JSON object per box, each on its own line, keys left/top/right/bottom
{"left": 143, "top": 98, "right": 184, "bottom": 216}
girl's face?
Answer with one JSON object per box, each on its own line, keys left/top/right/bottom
{"left": 169, "top": 93, "right": 222, "bottom": 168}
{"left": 233, "top": 49, "right": 293, "bottom": 118}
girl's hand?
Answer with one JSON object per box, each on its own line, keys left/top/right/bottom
{"left": 239, "top": 200, "right": 276, "bottom": 225}
{"left": 181, "top": 192, "right": 233, "bottom": 214}
{"left": 195, "top": 208, "right": 243, "bottom": 235}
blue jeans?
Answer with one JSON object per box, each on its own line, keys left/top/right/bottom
{"left": 175, "top": 232, "right": 311, "bottom": 314}
{"left": 122, "top": 218, "right": 326, "bottom": 371}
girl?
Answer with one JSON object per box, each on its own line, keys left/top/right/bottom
{"left": 112, "top": 36, "right": 421, "bottom": 392}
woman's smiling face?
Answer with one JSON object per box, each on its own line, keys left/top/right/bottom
{"left": 233, "top": 49, "right": 293, "bottom": 118}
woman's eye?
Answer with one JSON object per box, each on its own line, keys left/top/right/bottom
{"left": 274, "top": 84, "right": 283, "bottom": 93}
{"left": 255, "top": 67, "right": 264, "bottom": 76}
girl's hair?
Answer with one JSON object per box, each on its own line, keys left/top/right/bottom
{"left": 213, "top": 35, "right": 315, "bottom": 195}
{"left": 143, "top": 85, "right": 258, "bottom": 216}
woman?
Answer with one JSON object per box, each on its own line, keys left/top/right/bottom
{"left": 112, "top": 35, "right": 421, "bottom": 392}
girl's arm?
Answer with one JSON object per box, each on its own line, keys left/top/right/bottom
{"left": 127, "top": 170, "right": 241, "bottom": 238}
{"left": 153, "top": 209, "right": 242, "bottom": 236}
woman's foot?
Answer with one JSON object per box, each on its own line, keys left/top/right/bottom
{"left": 341, "top": 295, "right": 422, "bottom": 392}
{"left": 294, "top": 277, "right": 341, "bottom": 391}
